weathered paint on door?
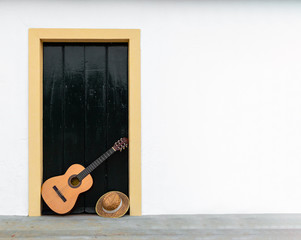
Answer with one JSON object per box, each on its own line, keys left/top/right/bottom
{"left": 42, "top": 43, "right": 128, "bottom": 214}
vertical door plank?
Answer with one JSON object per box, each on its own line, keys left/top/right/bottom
{"left": 106, "top": 44, "right": 129, "bottom": 197}
{"left": 64, "top": 45, "right": 85, "bottom": 213}
{"left": 42, "top": 44, "right": 64, "bottom": 214}
{"left": 84, "top": 45, "right": 107, "bottom": 213}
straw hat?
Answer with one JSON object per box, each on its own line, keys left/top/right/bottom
{"left": 95, "top": 191, "right": 129, "bottom": 218}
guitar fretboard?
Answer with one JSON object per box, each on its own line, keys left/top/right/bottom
{"left": 77, "top": 148, "right": 115, "bottom": 181}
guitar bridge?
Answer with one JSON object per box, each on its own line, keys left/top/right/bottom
{"left": 53, "top": 185, "right": 67, "bottom": 202}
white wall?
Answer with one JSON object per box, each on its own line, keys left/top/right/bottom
{"left": 1, "top": 0, "right": 301, "bottom": 215}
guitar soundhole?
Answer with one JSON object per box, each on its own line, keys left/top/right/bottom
{"left": 68, "top": 175, "right": 82, "bottom": 188}
{"left": 71, "top": 177, "right": 80, "bottom": 186}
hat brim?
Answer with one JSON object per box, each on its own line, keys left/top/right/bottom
{"left": 95, "top": 191, "right": 129, "bottom": 218}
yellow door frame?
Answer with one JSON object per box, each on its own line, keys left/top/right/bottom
{"left": 28, "top": 28, "right": 141, "bottom": 216}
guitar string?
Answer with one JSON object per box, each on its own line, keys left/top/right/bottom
{"left": 52, "top": 144, "right": 125, "bottom": 196}
{"left": 55, "top": 152, "right": 112, "bottom": 196}
{"left": 54, "top": 148, "right": 116, "bottom": 195}
{"left": 77, "top": 148, "right": 115, "bottom": 180}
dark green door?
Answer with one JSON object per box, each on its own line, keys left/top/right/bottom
{"left": 42, "top": 43, "right": 128, "bottom": 214}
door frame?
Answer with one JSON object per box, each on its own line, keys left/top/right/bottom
{"left": 28, "top": 29, "right": 141, "bottom": 216}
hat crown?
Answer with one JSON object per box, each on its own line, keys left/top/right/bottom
{"left": 102, "top": 192, "right": 121, "bottom": 211}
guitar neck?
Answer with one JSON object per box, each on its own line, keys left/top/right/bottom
{"left": 77, "top": 147, "right": 116, "bottom": 181}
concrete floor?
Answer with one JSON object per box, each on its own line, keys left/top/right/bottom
{"left": 1, "top": 214, "right": 301, "bottom": 239}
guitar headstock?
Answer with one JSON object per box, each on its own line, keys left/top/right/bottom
{"left": 113, "top": 137, "right": 129, "bottom": 152}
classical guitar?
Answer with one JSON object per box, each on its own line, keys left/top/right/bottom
{"left": 41, "top": 137, "right": 128, "bottom": 214}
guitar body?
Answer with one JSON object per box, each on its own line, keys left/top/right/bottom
{"left": 41, "top": 164, "right": 93, "bottom": 214}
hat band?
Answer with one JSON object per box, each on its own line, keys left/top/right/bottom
{"left": 102, "top": 199, "right": 123, "bottom": 214}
